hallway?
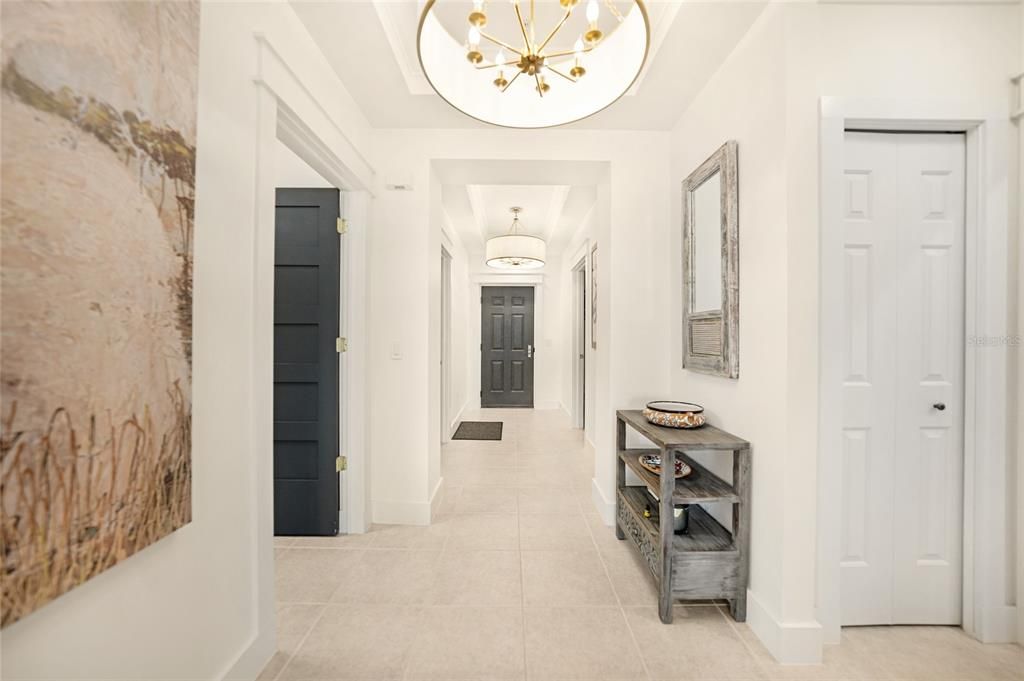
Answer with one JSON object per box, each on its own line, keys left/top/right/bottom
{"left": 266, "top": 410, "right": 1023, "bottom": 681}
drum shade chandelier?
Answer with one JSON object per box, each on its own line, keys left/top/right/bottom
{"left": 417, "top": 0, "right": 650, "bottom": 128}
{"left": 486, "top": 207, "right": 546, "bottom": 269}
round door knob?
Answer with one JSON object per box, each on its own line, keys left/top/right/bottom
{"left": 932, "top": 403, "right": 946, "bottom": 411}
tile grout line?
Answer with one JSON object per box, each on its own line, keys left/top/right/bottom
{"left": 586, "top": 492, "right": 655, "bottom": 681}
{"left": 516, "top": 430, "right": 531, "bottom": 681}
{"left": 270, "top": 601, "right": 331, "bottom": 681}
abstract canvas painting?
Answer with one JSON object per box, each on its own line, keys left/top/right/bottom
{"left": 0, "top": 1, "right": 199, "bottom": 627}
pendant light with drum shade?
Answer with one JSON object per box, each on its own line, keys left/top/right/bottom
{"left": 417, "top": 0, "right": 650, "bottom": 128}
{"left": 486, "top": 207, "right": 546, "bottom": 270}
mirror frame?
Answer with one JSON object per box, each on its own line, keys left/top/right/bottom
{"left": 681, "top": 140, "right": 739, "bottom": 378}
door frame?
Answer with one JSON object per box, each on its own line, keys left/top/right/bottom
{"left": 571, "top": 256, "right": 587, "bottom": 429}
{"left": 817, "top": 98, "right": 1014, "bottom": 645}
{"left": 232, "top": 32, "right": 375, "bottom": 679}
{"left": 470, "top": 274, "right": 545, "bottom": 409}
{"left": 440, "top": 247, "right": 453, "bottom": 442}
{"left": 480, "top": 285, "right": 536, "bottom": 408}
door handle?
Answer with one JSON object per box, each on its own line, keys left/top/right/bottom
{"left": 932, "top": 403, "right": 946, "bottom": 411}
{"left": 527, "top": 344, "right": 534, "bottom": 358}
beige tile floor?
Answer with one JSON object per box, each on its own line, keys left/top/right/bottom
{"left": 262, "top": 408, "right": 1024, "bottom": 681}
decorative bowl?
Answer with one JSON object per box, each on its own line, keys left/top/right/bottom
{"left": 638, "top": 453, "right": 693, "bottom": 479}
{"left": 643, "top": 401, "right": 705, "bottom": 429}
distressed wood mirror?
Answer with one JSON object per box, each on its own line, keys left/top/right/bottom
{"left": 682, "top": 141, "right": 739, "bottom": 378}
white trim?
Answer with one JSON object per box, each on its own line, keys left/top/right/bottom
{"left": 372, "top": 0, "right": 434, "bottom": 96}
{"left": 448, "top": 400, "right": 467, "bottom": 440}
{"left": 590, "top": 477, "right": 615, "bottom": 526}
{"left": 471, "top": 272, "right": 545, "bottom": 285}
{"left": 226, "top": 31, "right": 375, "bottom": 680}
{"left": 817, "top": 97, "right": 1015, "bottom": 645}
{"left": 341, "top": 191, "right": 371, "bottom": 535}
{"left": 373, "top": 497, "right": 434, "bottom": 526}
{"left": 440, "top": 247, "right": 453, "bottom": 444}
{"left": 429, "top": 476, "right": 446, "bottom": 520}
{"left": 570, "top": 255, "right": 588, "bottom": 430}
{"left": 745, "top": 590, "right": 823, "bottom": 665}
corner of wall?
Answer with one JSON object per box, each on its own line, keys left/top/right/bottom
{"left": 745, "top": 589, "right": 823, "bottom": 665}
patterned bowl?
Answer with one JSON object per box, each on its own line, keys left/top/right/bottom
{"left": 642, "top": 402, "right": 706, "bottom": 429}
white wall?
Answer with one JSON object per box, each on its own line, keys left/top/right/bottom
{"left": 441, "top": 213, "right": 472, "bottom": 438}
{"left": 668, "top": 0, "right": 1020, "bottom": 663}
{"left": 0, "top": 2, "right": 374, "bottom": 679}
{"left": 274, "top": 138, "right": 333, "bottom": 188}
{"left": 1018, "top": 0, "right": 1024, "bottom": 646}
{"left": 368, "top": 129, "right": 671, "bottom": 526}
{"left": 559, "top": 205, "right": 599, "bottom": 443}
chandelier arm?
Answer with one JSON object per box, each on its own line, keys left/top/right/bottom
{"left": 530, "top": 0, "right": 536, "bottom": 44}
{"left": 543, "top": 45, "right": 596, "bottom": 59}
{"left": 536, "top": 9, "right": 573, "bottom": 54}
{"left": 603, "top": 0, "right": 626, "bottom": 23}
{"left": 501, "top": 69, "right": 523, "bottom": 93}
{"left": 534, "top": 73, "right": 544, "bottom": 98}
{"left": 474, "top": 57, "right": 524, "bottom": 71}
{"left": 545, "top": 65, "right": 577, "bottom": 83}
{"left": 479, "top": 31, "right": 524, "bottom": 56}
{"left": 513, "top": 4, "right": 533, "bottom": 54}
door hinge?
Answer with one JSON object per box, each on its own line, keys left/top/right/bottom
{"left": 336, "top": 455, "right": 347, "bottom": 472}
{"left": 336, "top": 337, "right": 348, "bottom": 352}
{"left": 337, "top": 217, "right": 348, "bottom": 234}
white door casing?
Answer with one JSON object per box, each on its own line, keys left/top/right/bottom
{"left": 839, "top": 132, "right": 965, "bottom": 626}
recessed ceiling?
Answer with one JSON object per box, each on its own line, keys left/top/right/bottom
{"left": 438, "top": 159, "right": 601, "bottom": 258}
{"left": 291, "top": 1, "right": 768, "bottom": 130}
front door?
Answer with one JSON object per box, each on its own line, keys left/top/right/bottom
{"left": 273, "top": 188, "right": 340, "bottom": 536}
{"left": 481, "top": 286, "right": 535, "bottom": 408}
{"left": 839, "top": 132, "right": 965, "bottom": 625}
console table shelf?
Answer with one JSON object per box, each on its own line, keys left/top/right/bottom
{"left": 615, "top": 409, "right": 751, "bottom": 624}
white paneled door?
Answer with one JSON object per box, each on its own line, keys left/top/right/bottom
{"left": 839, "top": 132, "right": 965, "bottom": 627}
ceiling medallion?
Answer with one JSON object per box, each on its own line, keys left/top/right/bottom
{"left": 417, "top": 0, "right": 650, "bottom": 128}
{"left": 486, "top": 207, "right": 546, "bottom": 269}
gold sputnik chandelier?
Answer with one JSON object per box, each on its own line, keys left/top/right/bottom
{"left": 417, "top": 0, "right": 650, "bottom": 128}
{"left": 465, "top": 0, "right": 609, "bottom": 97}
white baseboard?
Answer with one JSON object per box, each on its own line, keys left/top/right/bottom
{"left": 977, "top": 604, "right": 1019, "bottom": 643}
{"left": 534, "top": 400, "right": 561, "bottom": 410}
{"left": 219, "top": 630, "right": 274, "bottom": 681}
{"left": 429, "top": 477, "right": 445, "bottom": 520}
{"left": 590, "top": 477, "right": 615, "bottom": 526}
{"left": 372, "top": 498, "right": 432, "bottom": 525}
{"left": 746, "top": 589, "right": 823, "bottom": 664}
{"left": 373, "top": 478, "right": 445, "bottom": 526}
{"left": 447, "top": 402, "right": 467, "bottom": 440}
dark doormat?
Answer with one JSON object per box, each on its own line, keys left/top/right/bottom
{"left": 452, "top": 421, "right": 503, "bottom": 441}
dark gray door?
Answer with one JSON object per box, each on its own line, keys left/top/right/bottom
{"left": 274, "top": 188, "right": 340, "bottom": 536}
{"left": 481, "top": 286, "right": 534, "bottom": 407}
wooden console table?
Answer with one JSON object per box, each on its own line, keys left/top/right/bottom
{"left": 615, "top": 409, "right": 751, "bottom": 624}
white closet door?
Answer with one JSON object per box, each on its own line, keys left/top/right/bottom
{"left": 839, "top": 132, "right": 965, "bottom": 626}
{"left": 839, "top": 132, "right": 901, "bottom": 626}
{"left": 892, "top": 134, "right": 965, "bottom": 625}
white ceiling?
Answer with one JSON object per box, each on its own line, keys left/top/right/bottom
{"left": 443, "top": 183, "right": 597, "bottom": 256}
{"left": 436, "top": 159, "right": 602, "bottom": 257}
{"left": 291, "top": 1, "right": 768, "bottom": 130}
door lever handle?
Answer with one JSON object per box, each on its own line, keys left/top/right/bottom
{"left": 932, "top": 403, "right": 946, "bottom": 411}
{"left": 527, "top": 344, "right": 534, "bottom": 359}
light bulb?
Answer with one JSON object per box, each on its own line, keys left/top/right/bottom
{"left": 473, "top": 0, "right": 484, "bottom": 10}
{"left": 496, "top": 47, "right": 506, "bottom": 64}
{"left": 468, "top": 26, "right": 481, "bottom": 48}
{"left": 586, "top": 0, "right": 599, "bottom": 24}
{"left": 574, "top": 38, "right": 584, "bottom": 59}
